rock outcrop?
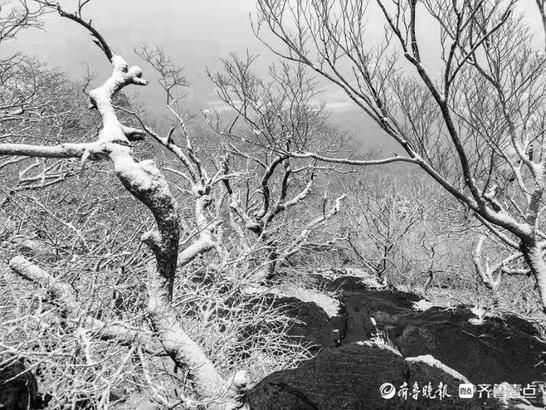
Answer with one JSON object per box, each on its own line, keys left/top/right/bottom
{"left": 262, "top": 274, "right": 546, "bottom": 409}
{"left": 247, "top": 344, "right": 502, "bottom": 409}
{"left": 0, "top": 357, "right": 39, "bottom": 410}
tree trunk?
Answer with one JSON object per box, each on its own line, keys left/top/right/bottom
{"left": 520, "top": 239, "right": 546, "bottom": 310}
{"left": 146, "top": 265, "right": 230, "bottom": 403}
{"left": 252, "top": 240, "right": 278, "bottom": 283}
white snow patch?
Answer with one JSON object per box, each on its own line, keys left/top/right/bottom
{"left": 469, "top": 305, "right": 487, "bottom": 325}
{"left": 412, "top": 299, "right": 434, "bottom": 311}
{"left": 406, "top": 354, "right": 470, "bottom": 383}
{"left": 356, "top": 340, "right": 402, "bottom": 356}
{"left": 242, "top": 285, "right": 340, "bottom": 318}
{"left": 271, "top": 286, "right": 341, "bottom": 318}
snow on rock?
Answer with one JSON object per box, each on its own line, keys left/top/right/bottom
{"left": 412, "top": 299, "right": 434, "bottom": 311}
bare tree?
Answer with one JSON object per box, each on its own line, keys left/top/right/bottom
{"left": 0, "top": 1, "right": 348, "bottom": 405}
{"left": 207, "top": 54, "right": 346, "bottom": 282}
{"left": 255, "top": 0, "right": 546, "bottom": 309}
{"left": 0, "top": 0, "right": 46, "bottom": 44}
{"left": 344, "top": 172, "right": 425, "bottom": 281}
{"left": 0, "top": 1, "right": 249, "bottom": 407}
{"left": 1, "top": 0, "right": 49, "bottom": 119}
{"left": 128, "top": 48, "right": 347, "bottom": 285}
{"left": 0, "top": 2, "right": 78, "bottom": 198}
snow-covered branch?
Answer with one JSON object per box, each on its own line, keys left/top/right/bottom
{"left": 9, "top": 255, "right": 154, "bottom": 346}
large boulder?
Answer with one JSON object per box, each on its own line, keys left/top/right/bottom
{"left": 389, "top": 307, "right": 546, "bottom": 385}
{"left": 0, "top": 357, "right": 39, "bottom": 410}
{"left": 272, "top": 296, "right": 343, "bottom": 350}
{"left": 266, "top": 274, "right": 546, "bottom": 408}
{"left": 305, "top": 275, "right": 546, "bottom": 385}
{"left": 247, "top": 344, "right": 500, "bottom": 409}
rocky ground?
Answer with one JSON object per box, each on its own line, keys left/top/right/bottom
{"left": 2, "top": 271, "right": 546, "bottom": 409}
{"left": 248, "top": 273, "right": 546, "bottom": 409}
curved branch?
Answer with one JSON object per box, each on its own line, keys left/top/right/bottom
{"left": 9, "top": 256, "right": 154, "bottom": 346}
{"left": 289, "top": 151, "right": 419, "bottom": 166}
{"left": 473, "top": 235, "right": 502, "bottom": 289}
{"left": 0, "top": 142, "right": 100, "bottom": 159}
{"left": 37, "top": 1, "right": 114, "bottom": 61}
{"left": 473, "top": 235, "right": 524, "bottom": 290}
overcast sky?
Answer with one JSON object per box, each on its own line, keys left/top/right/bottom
{"left": 9, "top": 1, "right": 264, "bottom": 110}
{"left": 5, "top": 0, "right": 544, "bottom": 150}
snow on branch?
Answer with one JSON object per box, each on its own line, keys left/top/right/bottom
{"left": 0, "top": 141, "right": 101, "bottom": 158}
{"left": 282, "top": 194, "right": 347, "bottom": 260}
{"left": 9, "top": 255, "right": 154, "bottom": 346}
{"left": 4, "top": 3, "right": 246, "bottom": 406}
{"left": 472, "top": 235, "right": 526, "bottom": 290}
